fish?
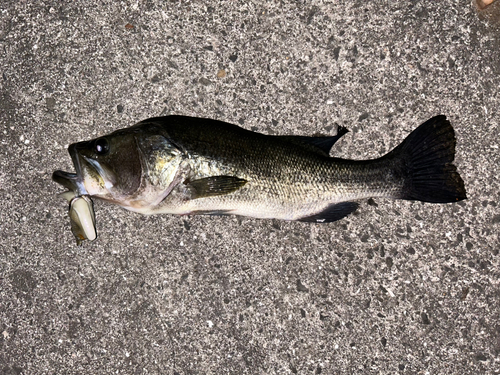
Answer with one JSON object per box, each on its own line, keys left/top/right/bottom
{"left": 53, "top": 114, "right": 466, "bottom": 243}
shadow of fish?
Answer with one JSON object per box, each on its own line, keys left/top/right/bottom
{"left": 53, "top": 115, "right": 466, "bottom": 243}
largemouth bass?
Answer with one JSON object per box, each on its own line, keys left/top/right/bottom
{"left": 53, "top": 115, "right": 466, "bottom": 243}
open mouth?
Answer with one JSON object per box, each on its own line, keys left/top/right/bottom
{"left": 52, "top": 143, "right": 89, "bottom": 195}
{"left": 53, "top": 142, "right": 97, "bottom": 244}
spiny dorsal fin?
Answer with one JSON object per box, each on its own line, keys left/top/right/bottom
{"left": 187, "top": 176, "right": 247, "bottom": 199}
{"left": 277, "top": 125, "right": 349, "bottom": 156}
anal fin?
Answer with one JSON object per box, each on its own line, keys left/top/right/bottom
{"left": 298, "top": 202, "right": 359, "bottom": 223}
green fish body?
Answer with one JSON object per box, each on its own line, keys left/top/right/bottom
{"left": 53, "top": 115, "right": 466, "bottom": 242}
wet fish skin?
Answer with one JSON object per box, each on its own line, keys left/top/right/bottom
{"left": 52, "top": 115, "right": 466, "bottom": 228}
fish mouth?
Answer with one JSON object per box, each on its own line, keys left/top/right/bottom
{"left": 52, "top": 143, "right": 89, "bottom": 195}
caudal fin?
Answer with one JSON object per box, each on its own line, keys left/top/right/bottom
{"left": 389, "top": 115, "right": 467, "bottom": 203}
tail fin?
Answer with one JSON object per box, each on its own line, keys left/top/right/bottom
{"left": 389, "top": 115, "right": 467, "bottom": 203}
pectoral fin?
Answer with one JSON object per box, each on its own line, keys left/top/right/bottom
{"left": 187, "top": 176, "right": 248, "bottom": 199}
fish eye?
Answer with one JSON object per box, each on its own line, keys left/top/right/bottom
{"left": 95, "top": 138, "right": 110, "bottom": 155}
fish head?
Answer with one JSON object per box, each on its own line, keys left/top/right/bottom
{"left": 53, "top": 124, "right": 185, "bottom": 209}
{"left": 53, "top": 130, "right": 143, "bottom": 202}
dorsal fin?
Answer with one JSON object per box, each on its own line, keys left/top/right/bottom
{"left": 276, "top": 126, "right": 349, "bottom": 156}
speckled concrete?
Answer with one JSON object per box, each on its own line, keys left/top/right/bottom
{"left": 1, "top": 1, "right": 499, "bottom": 374}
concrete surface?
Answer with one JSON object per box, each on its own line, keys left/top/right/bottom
{"left": 1, "top": 1, "right": 499, "bottom": 374}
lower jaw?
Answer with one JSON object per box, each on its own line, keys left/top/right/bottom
{"left": 52, "top": 170, "right": 87, "bottom": 194}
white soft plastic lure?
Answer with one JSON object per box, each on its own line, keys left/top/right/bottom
{"left": 59, "top": 191, "right": 96, "bottom": 245}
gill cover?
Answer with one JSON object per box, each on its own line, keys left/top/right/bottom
{"left": 135, "top": 134, "right": 183, "bottom": 189}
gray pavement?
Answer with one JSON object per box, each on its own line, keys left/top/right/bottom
{"left": 1, "top": 1, "right": 499, "bottom": 374}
